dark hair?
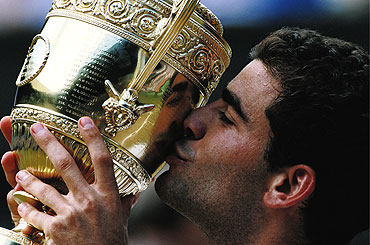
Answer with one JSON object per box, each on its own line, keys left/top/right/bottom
{"left": 250, "top": 27, "right": 369, "bottom": 244}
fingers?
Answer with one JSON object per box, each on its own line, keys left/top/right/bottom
{"left": 15, "top": 170, "right": 67, "bottom": 214}
{"left": 30, "top": 123, "right": 88, "bottom": 193}
{"left": 30, "top": 118, "right": 116, "bottom": 196}
{"left": 0, "top": 116, "right": 12, "bottom": 147}
{"left": 78, "top": 117, "right": 116, "bottom": 190}
{"left": 1, "top": 151, "right": 19, "bottom": 187}
{"left": 7, "top": 189, "right": 21, "bottom": 226}
{"left": 120, "top": 195, "right": 136, "bottom": 225}
{"left": 17, "top": 202, "right": 50, "bottom": 231}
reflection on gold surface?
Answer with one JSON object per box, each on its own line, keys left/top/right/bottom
{"left": 12, "top": 16, "right": 203, "bottom": 196}
{"left": 4, "top": 0, "right": 231, "bottom": 244}
{"left": 11, "top": 0, "right": 231, "bottom": 200}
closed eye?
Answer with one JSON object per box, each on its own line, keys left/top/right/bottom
{"left": 218, "top": 110, "right": 234, "bottom": 125}
{"left": 166, "top": 95, "right": 182, "bottom": 107}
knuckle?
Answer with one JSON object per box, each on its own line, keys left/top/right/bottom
{"left": 19, "top": 204, "right": 31, "bottom": 216}
{"left": 63, "top": 206, "right": 75, "bottom": 217}
{"left": 34, "top": 185, "right": 50, "bottom": 200}
{"left": 62, "top": 207, "right": 79, "bottom": 225}
{"left": 46, "top": 208, "right": 76, "bottom": 234}
{"left": 17, "top": 173, "right": 36, "bottom": 187}
{"left": 81, "top": 197, "right": 98, "bottom": 213}
{"left": 55, "top": 157, "right": 73, "bottom": 172}
{"left": 47, "top": 220, "right": 64, "bottom": 233}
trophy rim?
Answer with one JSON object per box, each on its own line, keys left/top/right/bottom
{"left": 47, "top": 0, "right": 232, "bottom": 101}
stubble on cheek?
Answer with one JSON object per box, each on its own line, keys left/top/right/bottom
{"left": 155, "top": 159, "right": 271, "bottom": 242}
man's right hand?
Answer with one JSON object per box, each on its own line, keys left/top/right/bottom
{"left": 1, "top": 116, "right": 22, "bottom": 226}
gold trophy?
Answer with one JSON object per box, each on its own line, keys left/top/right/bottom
{"left": 0, "top": 0, "right": 231, "bottom": 244}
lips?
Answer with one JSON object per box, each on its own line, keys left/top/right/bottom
{"left": 165, "top": 140, "right": 193, "bottom": 165}
{"left": 165, "top": 153, "right": 185, "bottom": 165}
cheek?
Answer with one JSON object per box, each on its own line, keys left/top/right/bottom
{"left": 194, "top": 131, "right": 268, "bottom": 165}
{"left": 179, "top": 157, "right": 268, "bottom": 213}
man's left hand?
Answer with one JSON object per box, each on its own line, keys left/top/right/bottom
{"left": 13, "top": 117, "right": 134, "bottom": 244}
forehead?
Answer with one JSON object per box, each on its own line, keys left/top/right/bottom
{"left": 227, "top": 60, "right": 280, "bottom": 119}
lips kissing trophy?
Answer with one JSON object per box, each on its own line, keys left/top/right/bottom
{"left": 0, "top": 0, "right": 231, "bottom": 244}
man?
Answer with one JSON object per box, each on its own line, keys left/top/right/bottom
{"left": 1, "top": 27, "right": 369, "bottom": 244}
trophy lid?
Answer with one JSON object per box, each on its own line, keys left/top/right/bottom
{"left": 48, "top": 0, "right": 232, "bottom": 102}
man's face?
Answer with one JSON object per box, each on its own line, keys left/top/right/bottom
{"left": 155, "top": 60, "right": 281, "bottom": 229}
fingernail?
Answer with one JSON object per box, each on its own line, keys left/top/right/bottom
{"left": 16, "top": 170, "right": 30, "bottom": 181}
{"left": 14, "top": 183, "right": 23, "bottom": 191}
{"left": 80, "top": 117, "right": 93, "bottom": 129}
{"left": 18, "top": 202, "right": 27, "bottom": 213}
{"left": 31, "top": 123, "right": 45, "bottom": 135}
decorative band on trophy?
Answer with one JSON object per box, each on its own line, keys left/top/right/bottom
{"left": 46, "top": 0, "right": 231, "bottom": 98}
{"left": 11, "top": 105, "right": 151, "bottom": 196}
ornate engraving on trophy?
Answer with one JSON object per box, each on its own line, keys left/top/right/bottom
{"left": 131, "top": 9, "right": 161, "bottom": 40}
{"left": 102, "top": 81, "right": 155, "bottom": 136}
{"left": 74, "top": 0, "right": 99, "bottom": 12}
{"left": 189, "top": 44, "right": 212, "bottom": 80}
{"left": 0, "top": 228, "right": 36, "bottom": 245}
{"left": 54, "top": 0, "right": 72, "bottom": 8}
{"left": 16, "top": 35, "right": 50, "bottom": 87}
{"left": 11, "top": 105, "right": 151, "bottom": 196}
{"left": 170, "top": 29, "right": 194, "bottom": 55}
{"left": 48, "top": 0, "right": 230, "bottom": 97}
{"left": 101, "top": 0, "right": 132, "bottom": 23}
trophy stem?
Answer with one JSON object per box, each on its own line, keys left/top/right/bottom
{"left": 8, "top": 191, "right": 46, "bottom": 244}
{"left": 11, "top": 219, "right": 44, "bottom": 244}
{"left": 0, "top": 226, "right": 43, "bottom": 245}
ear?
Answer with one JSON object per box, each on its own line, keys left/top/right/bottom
{"left": 264, "top": 165, "right": 315, "bottom": 209}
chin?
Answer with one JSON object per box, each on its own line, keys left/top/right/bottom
{"left": 154, "top": 169, "right": 190, "bottom": 210}
{"left": 154, "top": 170, "right": 171, "bottom": 200}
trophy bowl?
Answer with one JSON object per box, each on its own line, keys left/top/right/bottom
{"left": 0, "top": 0, "right": 231, "bottom": 244}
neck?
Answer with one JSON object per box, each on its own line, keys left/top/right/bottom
{"left": 202, "top": 208, "right": 311, "bottom": 245}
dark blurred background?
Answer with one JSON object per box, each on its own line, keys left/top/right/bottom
{"left": 0, "top": 0, "right": 368, "bottom": 243}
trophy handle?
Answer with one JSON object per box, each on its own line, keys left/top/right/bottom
{"left": 128, "top": 0, "right": 201, "bottom": 91}
{"left": 102, "top": 0, "right": 200, "bottom": 135}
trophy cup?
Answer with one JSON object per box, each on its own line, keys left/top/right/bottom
{"left": 0, "top": 0, "right": 231, "bottom": 244}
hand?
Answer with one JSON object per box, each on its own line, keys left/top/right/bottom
{"left": 0, "top": 116, "right": 22, "bottom": 226}
{"left": 14, "top": 117, "right": 135, "bottom": 244}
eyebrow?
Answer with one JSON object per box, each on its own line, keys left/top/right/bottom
{"left": 172, "top": 81, "right": 188, "bottom": 92}
{"left": 222, "top": 87, "right": 248, "bottom": 122}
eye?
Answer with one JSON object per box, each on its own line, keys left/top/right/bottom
{"left": 218, "top": 110, "right": 234, "bottom": 125}
{"left": 166, "top": 94, "right": 182, "bottom": 107}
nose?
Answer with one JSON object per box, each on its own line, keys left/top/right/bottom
{"left": 183, "top": 104, "right": 212, "bottom": 140}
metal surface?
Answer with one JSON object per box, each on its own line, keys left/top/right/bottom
{"left": 0, "top": 228, "right": 40, "bottom": 245}
{"left": 12, "top": 9, "right": 203, "bottom": 197}
{"left": 3, "top": 0, "right": 231, "bottom": 244}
